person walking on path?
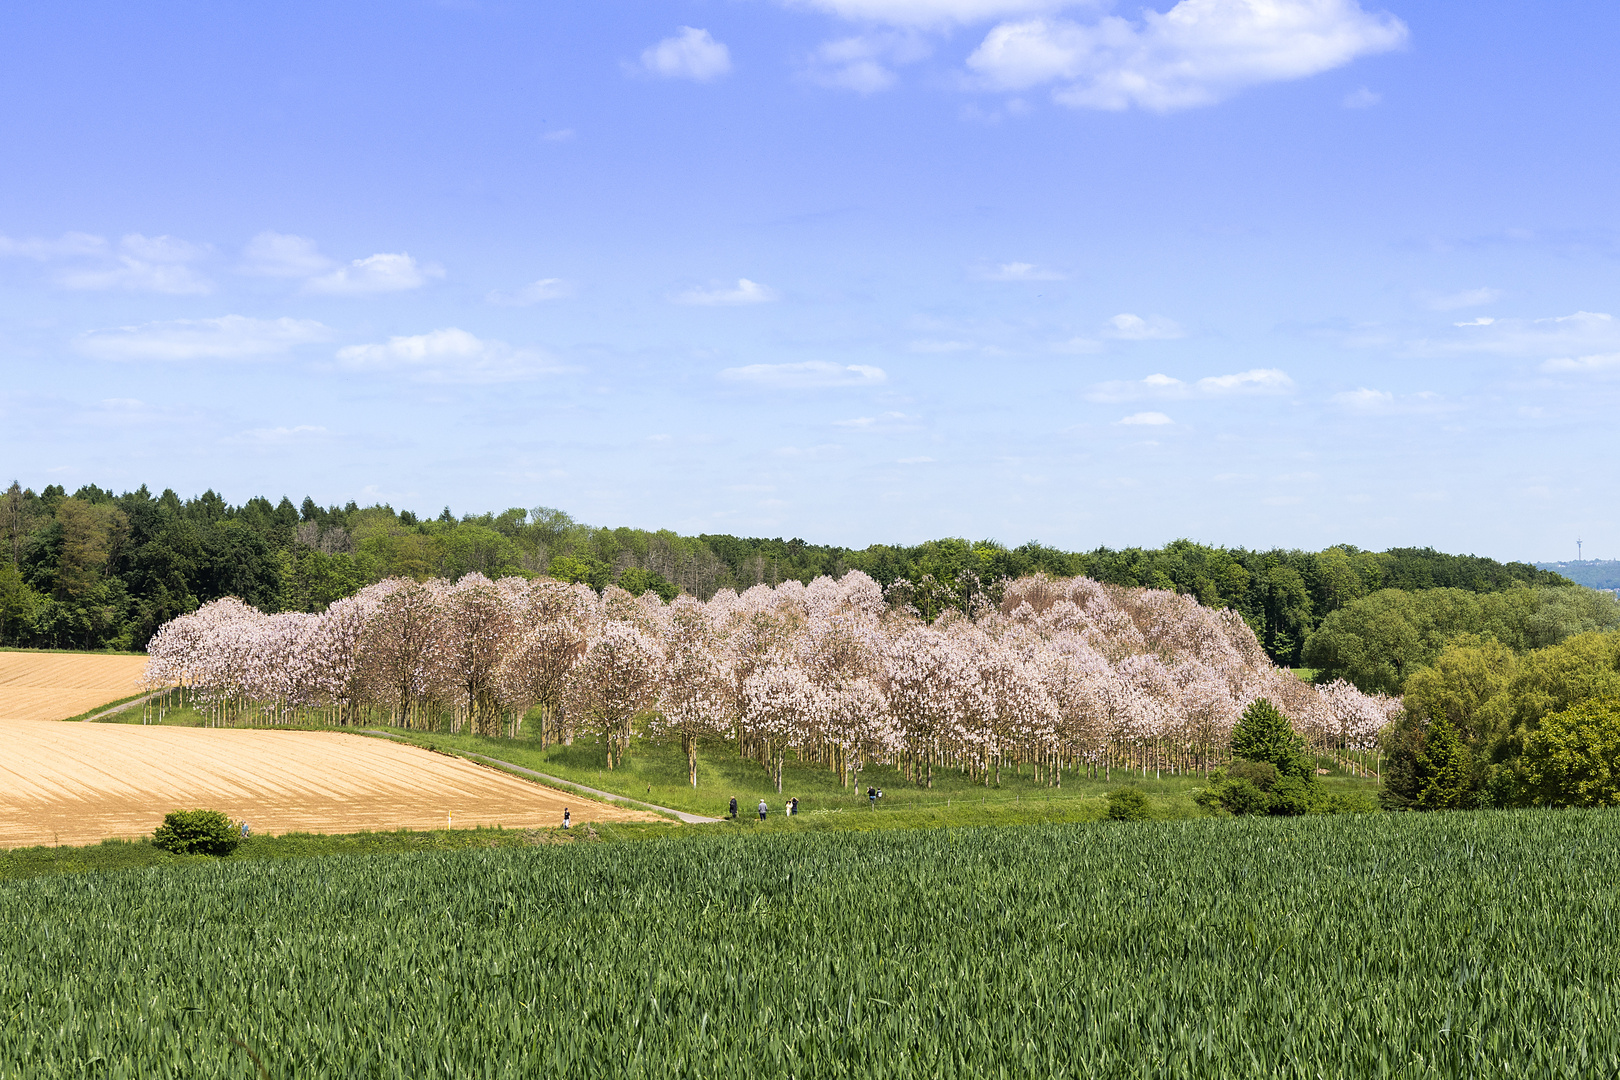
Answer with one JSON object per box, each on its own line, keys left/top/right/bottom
{"left": 562, "top": 808, "right": 571, "bottom": 829}
{"left": 868, "top": 785, "right": 877, "bottom": 808}
{"left": 729, "top": 796, "right": 738, "bottom": 820}
{"left": 758, "top": 798, "right": 768, "bottom": 821}
{"left": 789, "top": 797, "right": 799, "bottom": 817}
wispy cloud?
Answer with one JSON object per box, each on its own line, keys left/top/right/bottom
{"left": 336, "top": 328, "right": 565, "bottom": 383}
{"left": 1086, "top": 367, "right": 1293, "bottom": 402}
{"left": 965, "top": 0, "right": 1409, "bottom": 112}
{"left": 1427, "top": 286, "right": 1502, "bottom": 310}
{"left": 834, "top": 410, "right": 916, "bottom": 430}
{"left": 76, "top": 315, "right": 332, "bottom": 362}
{"left": 1104, "top": 312, "right": 1182, "bottom": 340}
{"left": 979, "top": 261, "right": 1065, "bottom": 281}
{"left": 240, "top": 231, "right": 335, "bottom": 278}
{"left": 305, "top": 252, "right": 443, "bottom": 295}
{"left": 1342, "top": 86, "right": 1380, "bottom": 108}
{"left": 227, "top": 425, "right": 329, "bottom": 445}
{"left": 804, "top": 32, "right": 930, "bottom": 92}
{"left": 637, "top": 27, "right": 732, "bottom": 81}
{"left": 1331, "top": 387, "right": 1445, "bottom": 414}
{"left": 487, "top": 278, "right": 573, "bottom": 305}
{"left": 1412, "top": 310, "right": 1620, "bottom": 358}
{"left": 674, "top": 278, "right": 779, "bottom": 305}
{"left": 786, "top": 0, "right": 1072, "bottom": 29}
{"left": 1118, "top": 411, "right": 1173, "bottom": 425}
{"left": 1541, "top": 353, "right": 1620, "bottom": 375}
{"left": 720, "top": 361, "right": 887, "bottom": 388}
{"left": 2, "top": 232, "right": 215, "bottom": 294}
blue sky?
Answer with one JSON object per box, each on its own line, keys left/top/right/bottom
{"left": 2, "top": 0, "right": 1617, "bottom": 562}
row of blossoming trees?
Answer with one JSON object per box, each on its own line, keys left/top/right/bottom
{"left": 144, "top": 571, "right": 1399, "bottom": 789}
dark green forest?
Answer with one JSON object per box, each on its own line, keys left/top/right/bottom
{"left": 0, "top": 480, "right": 1569, "bottom": 663}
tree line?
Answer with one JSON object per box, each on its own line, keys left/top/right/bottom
{"left": 0, "top": 479, "right": 1569, "bottom": 659}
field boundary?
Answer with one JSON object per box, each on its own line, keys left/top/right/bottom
{"left": 361, "top": 730, "right": 721, "bottom": 824}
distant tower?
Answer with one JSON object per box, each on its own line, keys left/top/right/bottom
{"left": 1578, "top": 538, "right": 1583, "bottom": 562}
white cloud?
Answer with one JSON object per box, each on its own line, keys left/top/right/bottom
{"left": 720, "top": 361, "right": 888, "bottom": 388}
{"left": 1104, "top": 312, "right": 1182, "bottom": 339}
{"left": 785, "top": 0, "right": 1075, "bottom": 28}
{"left": 542, "top": 128, "right": 576, "bottom": 142}
{"left": 76, "top": 315, "right": 332, "bottom": 362}
{"left": 980, "top": 261, "right": 1065, "bottom": 281}
{"left": 1454, "top": 316, "right": 1494, "bottom": 327}
{"left": 240, "top": 231, "right": 334, "bottom": 277}
{"left": 834, "top": 410, "right": 915, "bottom": 429}
{"left": 898, "top": 455, "right": 936, "bottom": 463}
{"left": 805, "top": 33, "right": 932, "bottom": 91}
{"left": 674, "top": 278, "right": 779, "bottom": 305}
{"left": 1428, "top": 286, "right": 1502, "bottom": 311}
{"left": 909, "top": 338, "right": 977, "bottom": 352}
{"left": 229, "top": 425, "right": 329, "bottom": 445}
{"left": 1086, "top": 367, "right": 1292, "bottom": 402}
{"left": 966, "top": 0, "right": 1409, "bottom": 112}
{"left": 0, "top": 232, "right": 107, "bottom": 260}
{"left": 1196, "top": 368, "right": 1293, "bottom": 393}
{"left": 1331, "top": 387, "right": 1444, "bottom": 414}
{"left": 1342, "top": 86, "right": 1380, "bottom": 108}
{"left": 1118, "top": 411, "right": 1173, "bottom": 425}
{"left": 1541, "top": 353, "right": 1620, "bottom": 374}
{"left": 1052, "top": 336, "right": 1104, "bottom": 353}
{"left": 1413, "top": 311, "right": 1620, "bottom": 358}
{"left": 305, "top": 252, "right": 443, "bottom": 295}
{"left": 639, "top": 27, "right": 732, "bottom": 81}
{"left": 335, "top": 328, "right": 563, "bottom": 383}
{"left": 774, "top": 443, "right": 844, "bottom": 458}
{"left": 487, "top": 278, "right": 573, "bottom": 305}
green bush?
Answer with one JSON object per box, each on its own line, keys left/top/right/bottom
{"left": 1194, "top": 777, "right": 1271, "bottom": 816}
{"left": 1230, "top": 698, "right": 1313, "bottom": 779}
{"left": 1105, "top": 787, "right": 1151, "bottom": 821}
{"left": 1521, "top": 697, "right": 1620, "bottom": 807}
{"left": 152, "top": 809, "right": 241, "bottom": 856}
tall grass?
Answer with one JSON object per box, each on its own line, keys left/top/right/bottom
{"left": 3, "top": 810, "right": 1617, "bottom": 1078}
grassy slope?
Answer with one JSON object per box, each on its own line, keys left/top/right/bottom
{"left": 87, "top": 696, "right": 1378, "bottom": 835}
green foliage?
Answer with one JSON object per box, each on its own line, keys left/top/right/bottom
{"left": 5, "top": 814, "right": 1620, "bottom": 1077}
{"left": 1520, "top": 698, "right": 1620, "bottom": 808}
{"left": 151, "top": 809, "right": 241, "bottom": 856}
{"left": 1230, "top": 698, "right": 1312, "bottom": 779}
{"left": 1304, "top": 585, "right": 1620, "bottom": 694}
{"left": 1105, "top": 786, "right": 1151, "bottom": 820}
{"left": 1413, "top": 713, "right": 1474, "bottom": 811}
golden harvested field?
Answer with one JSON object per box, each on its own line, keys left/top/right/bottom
{"left": 0, "top": 719, "right": 661, "bottom": 847}
{"left": 0, "top": 651, "right": 152, "bottom": 721}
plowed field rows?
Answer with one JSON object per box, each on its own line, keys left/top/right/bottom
{"left": 0, "top": 652, "right": 150, "bottom": 721}
{"left": 0, "top": 719, "right": 659, "bottom": 847}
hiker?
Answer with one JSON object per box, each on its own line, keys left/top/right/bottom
{"left": 729, "top": 796, "right": 738, "bottom": 820}
{"left": 790, "top": 797, "right": 799, "bottom": 817}
{"left": 868, "top": 785, "right": 876, "bottom": 808}
{"left": 239, "top": 820, "right": 250, "bottom": 839}
{"left": 758, "top": 798, "right": 768, "bottom": 821}
{"left": 562, "top": 808, "right": 571, "bottom": 829}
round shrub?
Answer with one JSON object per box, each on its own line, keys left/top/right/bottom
{"left": 153, "top": 809, "right": 241, "bottom": 856}
{"left": 1105, "top": 787, "right": 1151, "bottom": 821}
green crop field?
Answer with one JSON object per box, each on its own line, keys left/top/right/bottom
{"left": 5, "top": 809, "right": 1618, "bottom": 1079}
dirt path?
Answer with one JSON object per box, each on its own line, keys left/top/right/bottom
{"left": 0, "top": 718, "right": 661, "bottom": 848}
{"left": 0, "top": 652, "right": 150, "bottom": 722}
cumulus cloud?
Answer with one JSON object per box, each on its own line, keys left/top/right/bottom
{"left": 1086, "top": 367, "right": 1293, "bottom": 402}
{"left": 966, "top": 0, "right": 1408, "bottom": 112}
{"left": 487, "top": 278, "right": 573, "bottom": 305}
{"left": 6, "top": 232, "right": 213, "bottom": 294}
{"left": 674, "top": 278, "right": 779, "bottom": 305}
{"left": 335, "top": 328, "right": 563, "bottom": 383}
{"left": 76, "top": 315, "right": 332, "bottom": 362}
{"left": 1104, "top": 312, "right": 1182, "bottom": 340}
{"left": 785, "top": 0, "right": 1075, "bottom": 28}
{"left": 639, "top": 27, "right": 732, "bottom": 81}
{"left": 240, "top": 232, "right": 334, "bottom": 278}
{"left": 719, "top": 361, "right": 888, "bottom": 388}
{"left": 1413, "top": 311, "right": 1620, "bottom": 358}
{"left": 1428, "top": 286, "right": 1502, "bottom": 311}
{"left": 1118, "top": 411, "right": 1173, "bottom": 425}
{"left": 980, "top": 261, "right": 1065, "bottom": 281}
{"left": 0, "top": 232, "right": 108, "bottom": 260}
{"left": 305, "top": 252, "right": 443, "bottom": 295}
